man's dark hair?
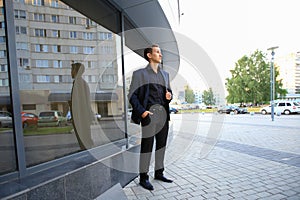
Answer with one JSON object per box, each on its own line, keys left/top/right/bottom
{"left": 144, "top": 44, "right": 159, "bottom": 62}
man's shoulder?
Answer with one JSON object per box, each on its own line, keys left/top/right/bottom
{"left": 133, "top": 67, "right": 148, "bottom": 75}
{"left": 160, "top": 69, "right": 169, "bottom": 78}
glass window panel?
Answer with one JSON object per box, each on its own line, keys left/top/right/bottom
{"left": 50, "top": 0, "right": 58, "bottom": 8}
{"left": 0, "top": 4, "right": 16, "bottom": 176}
{"left": 51, "top": 15, "right": 59, "bottom": 23}
{"left": 8, "top": 1, "right": 127, "bottom": 167}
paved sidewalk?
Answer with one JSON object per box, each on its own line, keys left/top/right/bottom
{"left": 123, "top": 113, "right": 300, "bottom": 200}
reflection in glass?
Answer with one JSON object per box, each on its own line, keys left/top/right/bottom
{"left": 71, "top": 63, "right": 94, "bottom": 150}
{"left": 7, "top": 1, "right": 127, "bottom": 167}
{"left": 0, "top": 1, "right": 16, "bottom": 175}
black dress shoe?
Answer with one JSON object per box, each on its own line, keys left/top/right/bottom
{"left": 139, "top": 180, "right": 154, "bottom": 190}
{"left": 154, "top": 175, "right": 173, "bottom": 183}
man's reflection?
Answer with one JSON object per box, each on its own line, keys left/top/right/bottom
{"left": 71, "top": 63, "right": 94, "bottom": 150}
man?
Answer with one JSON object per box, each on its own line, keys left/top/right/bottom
{"left": 128, "top": 44, "right": 173, "bottom": 190}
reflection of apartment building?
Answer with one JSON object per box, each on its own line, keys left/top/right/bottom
{"left": 276, "top": 52, "right": 300, "bottom": 96}
{"left": 1, "top": 0, "right": 120, "bottom": 117}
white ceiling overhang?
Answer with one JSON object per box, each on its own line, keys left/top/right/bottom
{"left": 61, "top": 0, "right": 180, "bottom": 78}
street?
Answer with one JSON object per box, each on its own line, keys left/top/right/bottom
{"left": 124, "top": 113, "right": 300, "bottom": 199}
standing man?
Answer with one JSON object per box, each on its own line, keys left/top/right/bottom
{"left": 128, "top": 44, "right": 173, "bottom": 190}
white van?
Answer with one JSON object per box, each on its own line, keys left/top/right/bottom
{"left": 260, "top": 100, "right": 300, "bottom": 115}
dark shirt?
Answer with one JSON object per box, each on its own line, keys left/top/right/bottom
{"left": 147, "top": 65, "right": 165, "bottom": 107}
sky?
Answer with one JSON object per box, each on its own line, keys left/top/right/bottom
{"left": 160, "top": 0, "right": 300, "bottom": 91}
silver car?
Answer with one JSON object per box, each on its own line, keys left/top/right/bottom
{"left": 0, "top": 111, "right": 13, "bottom": 128}
{"left": 38, "top": 111, "right": 68, "bottom": 127}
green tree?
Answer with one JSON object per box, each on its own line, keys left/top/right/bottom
{"left": 184, "top": 85, "right": 195, "bottom": 103}
{"left": 202, "top": 87, "right": 216, "bottom": 105}
{"left": 226, "top": 50, "right": 287, "bottom": 105}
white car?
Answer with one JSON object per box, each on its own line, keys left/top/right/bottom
{"left": 260, "top": 100, "right": 300, "bottom": 115}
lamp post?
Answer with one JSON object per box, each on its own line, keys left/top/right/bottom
{"left": 267, "top": 46, "right": 278, "bottom": 121}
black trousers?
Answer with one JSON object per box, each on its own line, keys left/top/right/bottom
{"left": 140, "top": 104, "right": 169, "bottom": 181}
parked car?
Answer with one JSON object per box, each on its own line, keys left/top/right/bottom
{"left": 38, "top": 111, "right": 68, "bottom": 127}
{"left": 0, "top": 111, "right": 13, "bottom": 128}
{"left": 260, "top": 100, "right": 300, "bottom": 115}
{"left": 218, "top": 105, "right": 248, "bottom": 114}
{"left": 169, "top": 107, "right": 178, "bottom": 114}
{"left": 21, "top": 112, "right": 38, "bottom": 128}
{"left": 66, "top": 111, "right": 101, "bottom": 122}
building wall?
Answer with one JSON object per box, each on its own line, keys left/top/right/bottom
{"left": 276, "top": 52, "right": 300, "bottom": 95}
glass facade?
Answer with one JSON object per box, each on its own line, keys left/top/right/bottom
{"left": 0, "top": 0, "right": 142, "bottom": 176}
{"left": 0, "top": 0, "right": 16, "bottom": 176}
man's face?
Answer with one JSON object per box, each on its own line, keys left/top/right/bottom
{"left": 148, "top": 47, "right": 162, "bottom": 64}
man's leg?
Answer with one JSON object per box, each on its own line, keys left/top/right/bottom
{"left": 139, "top": 123, "right": 156, "bottom": 190}
{"left": 153, "top": 120, "right": 173, "bottom": 183}
{"left": 154, "top": 121, "right": 169, "bottom": 176}
{"left": 139, "top": 134, "right": 154, "bottom": 180}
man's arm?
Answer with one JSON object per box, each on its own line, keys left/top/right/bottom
{"left": 165, "top": 72, "right": 172, "bottom": 102}
{"left": 128, "top": 70, "right": 147, "bottom": 117}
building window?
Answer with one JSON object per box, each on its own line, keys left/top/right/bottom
{"left": 87, "top": 61, "right": 95, "bottom": 68}
{"left": 69, "top": 31, "right": 77, "bottom": 39}
{"left": 52, "top": 30, "right": 60, "bottom": 38}
{"left": 53, "top": 60, "right": 62, "bottom": 68}
{"left": 33, "top": 13, "right": 45, "bottom": 21}
{"left": 91, "top": 75, "right": 96, "bottom": 82}
{"left": 83, "top": 47, "right": 94, "bottom": 54}
{"left": 32, "top": 0, "right": 45, "bottom": 6}
{"left": 50, "top": 0, "right": 59, "bottom": 7}
{"left": 63, "top": 75, "right": 72, "bottom": 83}
{"left": 34, "top": 29, "right": 46, "bottom": 37}
{"left": 23, "top": 104, "right": 36, "bottom": 110}
{"left": 83, "top": 32, "right": 93, "bottom": 40}
{"left": 52, "top": 45, "right": 61, "bottom": 53}
{"left": 0, "top": 22, "right": 5, "bottom": 29}
{"left": 0, "top": 50, "right": 7, "bottom": 58}
{"left": 19, "top": 74, "right": 31, "bottom": 82}
{"left": 16, "top": 42, "right": 28, "bottom": 50}
{"left": 102, "top": 74, "right": 114, "bottom": 83}
{"left": 0, "top": 79, "right": 9, "bottom": 86}
{"left": 14, "top": 10, "right": 26, "bottom": 19}
{"left": 70, "top": 46, "right": 78, "bottom": 54}
{"left": 16, "top": 26, "right": 27, "bottom": 34}
{"left": 0, "top": 64, "right": 7, "bottom": 72}
{"left": 69, "top": 16, "right": 76, "bottom": 24}
{"left": 19, "top": 58, "right": 29, "bottom": 67}
{"left": 86, "top": 18, "right": 96, "bottom": 28}
{"left": 0, "top": 36, "right": 6, "bottom": 43}
{"left": 101, "top": 60, "right": 113, "bottom": 68}
{"left": 100, "top": 46, "right": 113, "bottom": 54}
{"left": 35, "top": 44, "right": 48, "bottom": 52}
{"left": 14, "top": 0, "right": 26, "bottom": 4}
{"left": 36, "top": 60, "right": 48, "bottom": 68}
{"left": 54, "top": 75, "right": 62, "bottom": 83}
{"left": 99, "top": 32, "right": 113, "bottom": 40}
{"left": 36, "top": 75, "right": 50, "bottom": 83}
{"left": 51, "top": 15, "right": 59, "bottom": 23}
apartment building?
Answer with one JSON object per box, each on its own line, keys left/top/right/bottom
{"left": 276, "top": 51, "right": 300, "bottom": 96}
{"left": 0, "top": 0, "right": 121, "bottom": 117}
